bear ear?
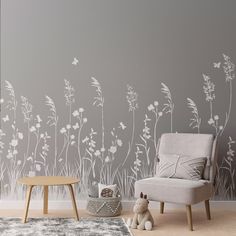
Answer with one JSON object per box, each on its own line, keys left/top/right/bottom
{"left": 140, "top": 192, "right": 143, "bottom": 198}
{"left": 144, "top": 194, "right": 147, "bottom": 199}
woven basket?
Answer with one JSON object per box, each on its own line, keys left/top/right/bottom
{"left": 86, "top": 196, "right": 122, "bottom": 217}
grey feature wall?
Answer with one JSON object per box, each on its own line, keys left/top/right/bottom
{"left": 1, "top": 0, "right": 236, "bottom": 200}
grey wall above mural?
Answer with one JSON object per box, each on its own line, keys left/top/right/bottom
{"left": 1, "top": 0, "right": 236, "bottom": 200}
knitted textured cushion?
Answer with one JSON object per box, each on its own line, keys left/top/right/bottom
{"left": 157, "top": 154, "right": 207, "bottom": 180}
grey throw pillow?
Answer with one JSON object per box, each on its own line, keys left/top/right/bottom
{"left": 157, "top": 154, "right": 207, "bottom": 180}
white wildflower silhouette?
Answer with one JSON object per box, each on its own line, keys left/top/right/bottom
{"left": 154, "top": 101, "right": 159, "bottom": 106}
{"left": 83, "top": 128, "right": 97, "bottom": 178}
{"left": 45, "top": 95, "right": 58, "bottom": 174}
{"left": 0, "top": 130, "right": 5, "bottom": 137}
{"left": 21, "top": 96, "right": 33, "bottom": 169}
{"left": 82, "top": 136, "right": 89, "bottom": 143}
{"left": 0, "top": 129, "right": 6, "bottom": 154}
{"left": 2, "top": 115, "right": 9, "bottom": 122}
{"left": 148, "top": 100, "right": 164, "bottom": 163}
{"left": 21, "top": 96, "right": 33, "bottom": 123}
{"left": 60, "top": 127, "right": 66, "bottom": 134}
{"left": 30, "top": 126, "right": 36, "bottom": 132}
{"left": 45, "top": 96, "right": 58, "bottom": 126}
{"left": 136, "top": 114, "right": 151, "bottom": 166}
{"left": 91, "top": 77, "right": 104, "bottom": 107}
{"left": 63, "top": 80, "right": 75, "bottom": 175}
{"left": 91, "top": 77, "right": 105, "bottom": 161}
{"left": 122, "top": 85, "right": 138, "bottom": 166}
{"left": 5, "top": 81, "right": 17, "bottom": 115}
{"left": 126, "top": 84, "right": 138, "bottom": 112}
{"left": 208, "top": 118, "right": 214, "bottom": 125}
{"left": 72, "top": 57, "right": 79, "bottom": 66}
{"left": 36, "top": 115, "right": 42, "bottom": 123}
{"left": 148, "top": 104, "right": 155, "bottom": 111}
{"left": 187, "top": 98, "right": 201, "bottom": 133}
{"left": 10, "top": 139, "right": 18, "bottom": 147}
{"left": 132, "top": 146, "right": 142, "bottom": 180}
{"left": 109, "top": 146, "right": 117, "bottom": 154}
{"left": 214, "top": 115, "right": 219, "bottom": 120}
{"left": 220, "top": 54, "right": 235, "bottom": 135}
{"left": 38, "top": 132, "right": 51, "bottom": 174}
{"left": 13, "top": 150, "right": 18, "bottom": 155}
{"left": 94, "top": 150, "right": 101, "bottom": 157}
{"left": 64, "top": 79, "right": 75, "bottom": 106}
{"left": 161, "top": 83, "right": 174, "bottom": 132}
{"left": 6, "top": 152, "right": 13, "bottom": 159}
{"left": 117, "top": 139, "right": 122, "bottom": 147}
{"left": 202, "top": 74, "right": 221, "bottom": 135}
{"left": 105, "top": 156, "right": 110, "bottom": 163}
{"left": 18, "top": 132, "right": 23, "bottom": 140}
{"left": 73, "top": 122, "right": 79, "bottom": 130}
{"left": 203, "top": 74, "right": 215, "bottom": 103}
{"left": 215, "top": 136, "right": 235, "bottom": 199}
{"left": 73, "top": 110, "right": 79, "bottom": 117}
{"left": 72, "top": 106, "right": 88, "bottom": 178}
{"left": 36, "top": 164, "right": 41, "bottom": 172}
{"left": 223, "top": 54, "right": 235, "bottom": 82}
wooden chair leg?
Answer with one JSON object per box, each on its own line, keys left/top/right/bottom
{"left": 186, "top": 205, "right": 193, "bottom": 231}
{"left": 68, "top": 184, "right": 79, "bottom": 220}
{"left": 43, "top": 185, "right": 48, "bottom": 214}
{"left": 22, "top": 185, "right": 34, "bottom": 223}
{"left": 160, "top": 202, "right": 164, "bottom": 214}
{"left": 205, "top": 199, "right": 211, "bottom": 220}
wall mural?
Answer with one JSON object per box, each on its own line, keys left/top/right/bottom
{"left": 0, "top": 54, "right": 235, "bottom": 200}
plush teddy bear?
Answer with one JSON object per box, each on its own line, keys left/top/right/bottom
{"left": 129, "top": 192, "right": 154, "bottom": 230}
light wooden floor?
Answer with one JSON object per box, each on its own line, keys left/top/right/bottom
{"left": 1, "top": 208, "right": 236, "bottom": 236}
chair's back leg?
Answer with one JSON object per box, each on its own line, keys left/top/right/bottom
{"left": 160, "top": 202, "right": 164, "bottom": 214}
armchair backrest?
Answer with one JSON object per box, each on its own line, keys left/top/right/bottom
{"left": 157, "top": 133, "right": 218, "bottom": 182}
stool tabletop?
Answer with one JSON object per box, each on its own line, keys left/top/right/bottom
{"left": 18, "top": 176, "right": 80, "bottom": 186}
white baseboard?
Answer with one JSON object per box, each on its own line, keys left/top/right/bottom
{"left": 0, "top": 200, "right": 236, "bottom": 210}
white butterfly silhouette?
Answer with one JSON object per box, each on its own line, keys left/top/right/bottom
{"left": 2, "top": 115, "right": 9, "bottom": 122}
{"left": 119, "top": 122, "right": 126, "bottom": 130}
{"left": 72, "top": 57, "right": 79, "bottom": 65}
{"left": 213, "top": 62, "right": 221, "bottom": 68}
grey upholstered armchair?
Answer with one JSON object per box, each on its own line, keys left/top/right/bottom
{"left": 135, "top": 133, "right": 218, "bottom": 231}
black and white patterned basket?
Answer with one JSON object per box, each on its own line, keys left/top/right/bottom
{"left": 86, "top": 196, "right": 122, "bottom": 217}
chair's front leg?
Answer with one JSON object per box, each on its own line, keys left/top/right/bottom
{"left": 205, "top": 200, "right": 211, "bottom": 220}
{"left": 186, "top": 205, "right": 193, "bottom": 231}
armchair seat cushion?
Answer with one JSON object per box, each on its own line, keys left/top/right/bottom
{"left": 135, "top": 177, "right": 213, "bottom": 205}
